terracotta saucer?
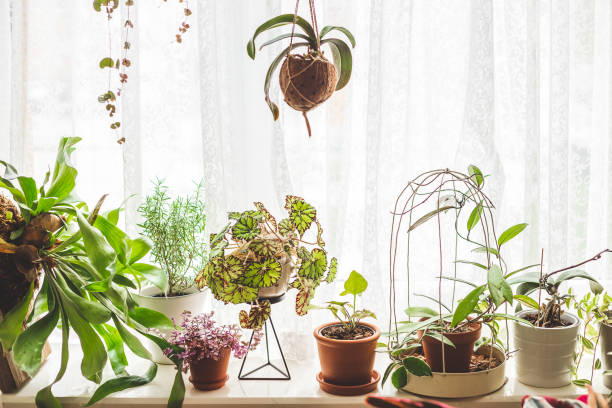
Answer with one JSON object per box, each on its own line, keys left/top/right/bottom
{"left": 316, "top": 370, "right": 380, "bottom": 396}
{"left": 189, "top": 374, "right": 229, "bottom": 391}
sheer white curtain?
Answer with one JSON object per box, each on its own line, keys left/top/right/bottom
{"left": 1, "top": 0, "right": 611, "bottom": 357}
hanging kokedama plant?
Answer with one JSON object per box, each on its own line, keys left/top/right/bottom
{"left": 247, "top": 0, "right": 355, "bottom": 137}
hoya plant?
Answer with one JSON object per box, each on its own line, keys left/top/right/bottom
{"left": 195, "top": 195, "right": 337, "bottom": 330}
{"left": 247, "top": 5, "right": 355, "bottom": 137}
{"left": 0, "top": 138, "right": 186, "bottom": 408}
{"left": 381, "top": 166, "right": 536, "bottom": 389}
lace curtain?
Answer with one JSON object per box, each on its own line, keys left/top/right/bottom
{"left": 1, "top": 0, "right": 611, "bottom": 358}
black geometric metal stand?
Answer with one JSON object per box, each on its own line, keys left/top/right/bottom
{"left": 238, "top": 294, "right": 291, "bottom": 380}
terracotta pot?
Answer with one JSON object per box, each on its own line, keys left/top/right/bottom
{"left": 421, "top": 322, "right": 482, "bottom": 373}
{"left": 314, "top": 322, "right": 380, "bottom": 386}
{"left": 188, "top": 348, "right": 231, "bottom": 391}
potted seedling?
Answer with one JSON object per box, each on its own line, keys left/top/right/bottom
{"left": 570, "top": 291, "right": 612, "bottom": 389}
{"left": 247, "top": 4, "right": 355, "bottom": 137}
{"left": 164, "top": 311, "right": 261, "bottom": 391}
{"left": 134, "top": 180, "right": 209, "bottom": 363}
{"left": 310, "top": 270, "right": 378, "bottom": 396}
{"left": 382, "top": 166, "right": 534, "bottom": 398}
{"left": 509, "top": 249, "right": 609, "bottom": 388}
{"left": 0, "top": 138, "right": 186, "bottom": 407}
{"left": 195, "top": 195, "right": 337, "bottom": 330}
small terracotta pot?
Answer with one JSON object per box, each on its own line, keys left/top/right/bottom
{"left": 188, "top": 348, "right": 231, "bottom": 391}
{"left": 314, "top": 322, "right": 380, "bottom": 386}
{"left": 421, "top": 322, "right": 481, "bottom": 373}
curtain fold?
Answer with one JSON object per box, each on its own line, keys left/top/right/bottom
{"left": 1, "top": 0, "right": 611, "bottom": 357}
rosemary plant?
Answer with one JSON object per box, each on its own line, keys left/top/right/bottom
{"left": 138, "top": 180, "right": 207, "bottom": 297}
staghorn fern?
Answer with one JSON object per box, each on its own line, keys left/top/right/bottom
{"left": 195, "top": 195, "right": 337, "bottom": 330}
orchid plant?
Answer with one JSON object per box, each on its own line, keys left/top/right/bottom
{"left": 164, "top": 311, "right": 261, "bottom": 372}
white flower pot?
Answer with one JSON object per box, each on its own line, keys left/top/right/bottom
{"left": 132, "top": 287, "right": 209, "bottom": 364}
{"left": 513, "top": 310, "right": 579, "bottom": 387}
{"left": 257, "top": 256, "right": 295, "bottom": 299}
{"left": 401, "top": 345, "right": 507, "bottom": 398}
{"left": 600, "top": 318, "right": 612, "bottom": 389}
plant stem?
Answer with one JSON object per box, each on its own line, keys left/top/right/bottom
{"left": 537, "top": 248, "right": 544, "bottom": 327}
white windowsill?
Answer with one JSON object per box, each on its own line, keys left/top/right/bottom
{"left": 1, "top": 343, "right": 609, "bottom": 408}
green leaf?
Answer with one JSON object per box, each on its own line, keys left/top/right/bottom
{"left": 76, "top": 210, "right": 115, "bottom": 274}
{"left": 263, "top": 43, "right": 308, "bottom": 120}
{"left": 0, "top": 282, "right": 34, "bottom": 349}
{"left": 514, "top": 294, "right": 539, "bottom": 310}
{"left": 319, "top": 26, "right": 356, "bottom": 47}
{"left": 46, "top": 137, "right": 80, "bottom": 202}
{"left": 381, "top": 362, "right": 397, "bottom": 388}
{"left": 501, "top": 280, "right": 513, "bottom": 304}
{"left": 341, "top": 270, "right": 367, "bottom": 296}
{"left": 441, "top": 275, "right": 478, "bottom": 288}
{"left": 62, "top": 291, "right": 107, "bottom": 383}
{"left": 321, "top": 38, "right": 353, "bottom": 90}
{"left": 36, "top": 197, "right": 59, "bottom": 214}
{"left": 553, "top": 270, "right": 602, "bottom": 292}
{"left": 408, "top": 205, "right": 456, "bottom": 232}
{"left": 247, "top": 14, "right": 316, "bottom": 59}
{"left": 18, "top": 177, "right": 37, "bottom": 208}
{"left": 297, "top": 248, "right": 327, "bottom": 280}
{"left": 404, "top": 306, "right": 438, "bottom": 318}
{"left": 129, "top": 263, "right": 168, "bottom": 292}
{"left": 497, "top": 223, "right": 528, "bottom": 247}
{"left": 289, "top": 198, "right": 316, "bottom": 236}
{"left": 167, "top": 368, "right": 186, "bottom": 408}
{"left": 128, "top": 307, "right": 173, "bottom": 330}
{"left": 325, "top": 257, "right": 338, "bottom": 283}
{"left": 516, "top": 282, "right": 540, "bottom": 296}
{"left": 112, "top": 315, "right": 152, "bottom": 360}
{"left": 239, "top": 259, "right": 282, "bottom": 288}
{"left": 423, "top": 332, "right": 456, "bottom": 348}
{"left": 55, "top": 271, "right": 112, "bottom": 324}
{"left": 487, "top": 265, "right": 504, "bottom": 307}
{"left": 481, "top": 313, "right": 533, "bottom": 326}
{"left": 451, "top": 285, "right": 485, "bottom": 327}
{"left": 403, "top": 356, "right": 433, "bottom": 376}
{"left": 391, "top": 366, "right": 408, "bottom": 389}
{"left": 34, "top": 306, "right": 70, "bottom": 408}
{"left": 93, "top": 324, "right": 128, "bottom": 376}
{"left": 13, "top": 299, "right": 59, "bottom": 376}
{"left": 471, "top": 246, "right": 500, "bottom": 258}
{"left": 572, "top": 379, "right": 592, "bottom": 387}
{"left": 94, "top": 214, "right": 129, "bottom": 265}
{"left": 466, "top": 202, "right": 483, "bottom": 231}
{"left": 258, "top": 32, "right": 313, "bottom": 51}
{"left": 468, "top": 165, "right": 484, "bottom": 186}
{"left": 99, "top": 57, "right": 114, "bottom": 68}
{"left": 231, "top": 214, "right": 261, "bottom": 241}
{"left": 86, "top": 363, "right": 157, "bottom": 406}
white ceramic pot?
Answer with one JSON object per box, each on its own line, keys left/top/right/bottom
{"left": 513, "top": 310, "right": 579, "bottom": 387}
{"left": 402, "top": 345, "right": 507, "bottom": 398}
{"left": 600, "top": 317, "right": 612, "bottom": 389}
{"left": 132, "top": 287, "right": 209, "bottom": 364}
{"left": 257, "top": 256, "right": 295, "bottom": 299}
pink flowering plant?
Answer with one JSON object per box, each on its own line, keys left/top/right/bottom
{"left": 164, "top": 311, "right": 262, "bottom": 372}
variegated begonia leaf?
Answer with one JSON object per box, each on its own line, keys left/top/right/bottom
{"left": 284, "top": 195, "right": 305, "bottom": 211}
{"left": 296, "top": 287, "right": 315, "bottom": 316}
{"left": 289, "top": 199, "right": 316, "bottom": 237}
{"left": 231, "top": 215, "right": 261, "bottom": 241}
{"left": 239, "top": 300, "right": 271, "bottom": 330}
{"left": 325, "top": 257, "right": 338, "bottom": 283}
{"left": 249, "top": 239, "right": 279, "bottom": 258}
{"left": 218, "top": 282, "right": 259, "bottom": 304}
{"left": 278, "top": 218, "right": 295, "bottom": 236}
{"left": 254, "top": 202, "right": 277, "bottom": 230}
{"left": 239, "top": 259, "right": 281, "bottom": 288}
{"left": 315, "top": 220, "right": 325, "bottom": 247}
{"left": 298, "top": 248, "right": 327, "bottom": 280}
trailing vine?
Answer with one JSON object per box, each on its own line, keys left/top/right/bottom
{"left": 94, "top": 0, "right": 191, "bottom": 144}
